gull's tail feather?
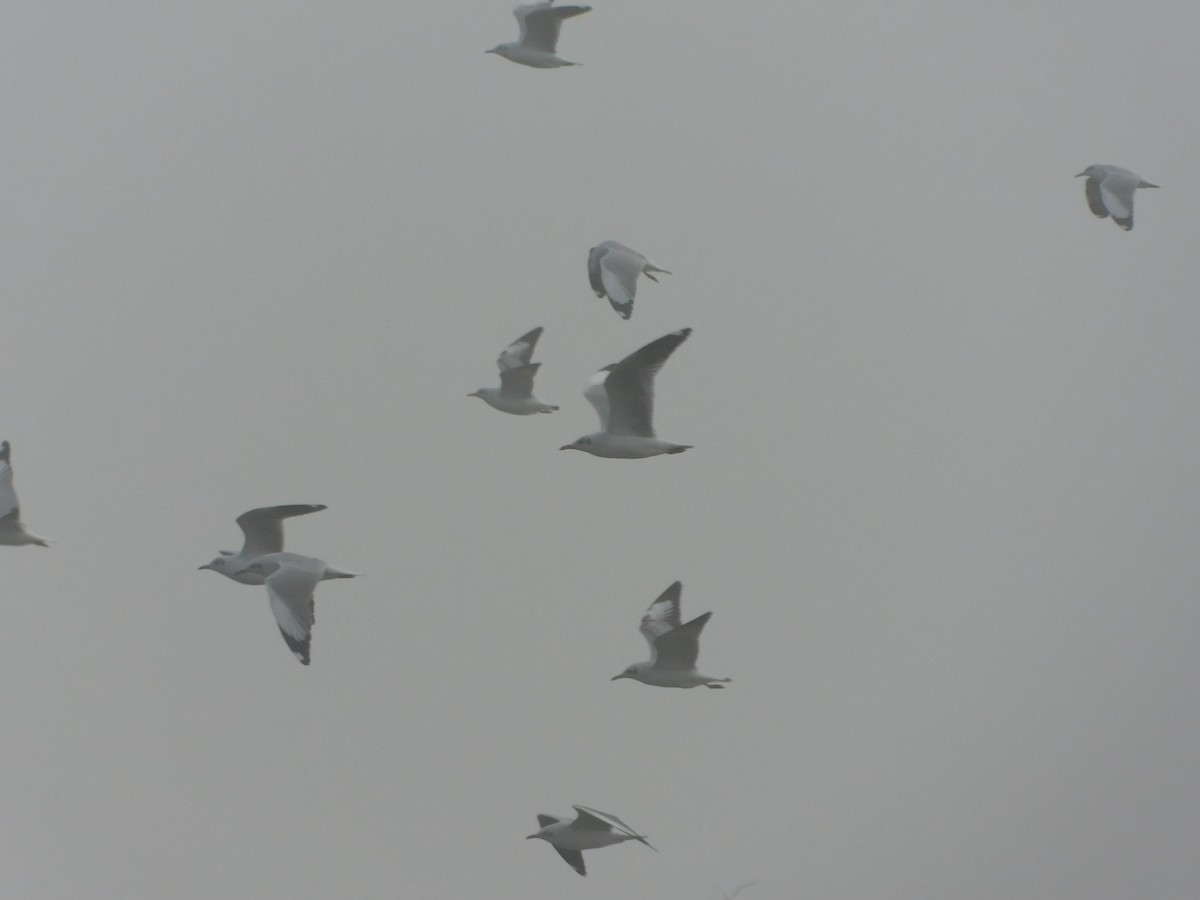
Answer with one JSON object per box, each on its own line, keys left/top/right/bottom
{"left": 643, "top": 262, "right": 671, "bottom": 282}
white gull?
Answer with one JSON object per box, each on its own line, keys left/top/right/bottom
{"left": 526, "top": 805, "right": 657, "bottom": 876}
{"left": 469, "top": 326, "right": 559, "bottom": 415}
{"left": 487, "top": 1, "right": 591, "bottom": 68}
{"left": 560, "top": 328, "right": 692, "bottom": 458}
{"left": 612, "top": 581, "right": 730, "bottom": 688}
{"left": 1076, "top": 164, "right": 1158, "bottom": 230}
{"left": 0, "top": 441, "right": 50, "bottom": 547}
{"left": 587, "top": 241, "right": 671, "bottom": 319}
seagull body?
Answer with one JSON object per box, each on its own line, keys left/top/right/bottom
{"left": 561, "top": 328, "right": 692, "bottom": 459}
{"left": 587, "top": 241, "right": 671, "bottom": 319}
{"left": 612, "top": 581, "right": 730, "bottom": 688}
{"left": 198, "top": 504, "right": 355, "bottom": 584}
{"left": 469, "top": 326, "right": 559, "bottom": 415}
{"left": 232, "top": 552, "right": 356, "bottom": 666}
{"left": 526, "top": 805, "right": 656, "bottom": 876}
{"left": 0, "top": 441, "right": 50, "bottom": 547}
{"left": 1076, "top": 164, "right": 1158, "bottom": 230}
{"left": 487, "top": 1, "right": 591, "bottom": 68}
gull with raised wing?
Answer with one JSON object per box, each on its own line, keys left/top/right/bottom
{"left": 0, "top": 441, "right": 50, "bottom": 547}
{"left": 487, "top": 1, "right": 591, "bottom": 68}
{"left": 469, "top": 326, "right": 559, "bottom": 415}
{"left": 588, "top": 241, "right": 671, "bottom": 319}
{"left": 1076, "top": 164, "right": 1158, "bottom": 231}
{"left": 561, "top": 328, "right": 692, "bottom": 458}
{"left": 232, "top": 552, "right": 356, "bottom": 666}
{"left": 526, "top": 805, "right": 657, "bottom": 876}
{"left": 612, "top": 581, "right": 730, "bottom": 688}
{"left": 198, "top": 504, "right": 355, "bottom": 583}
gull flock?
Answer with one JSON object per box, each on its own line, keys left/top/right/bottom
{"left": 3, "top": 0, "right": 1167, "bottom": 891}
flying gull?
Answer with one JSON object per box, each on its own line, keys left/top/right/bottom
{"left": 487, "top": 1, "right": 591, "bottom": 68}
{"left": 612, "top": 581, "right": 730, "bottom": 688}
{"left": 587, "top": 240, "right": 671, "bottom": 319}
{"left": 232, "top": 552, "right": 357, "bottom": 666}
{"left": 526, "top": 805, "right": 657, "bottom": 876}
{"left": 560, "top": 328, "right": 692, "bottom": 458}
{"left": 198, "top": 504, "right": 354, "bottom": 583}
{"left": 469, "top": 326, "right": 559, "bottom": 415}
{"left": 1076, "top": 164, "right": 1158, "bottom": 230}
{"left": 0, "top": 441, "right": 50, "bottom": 547}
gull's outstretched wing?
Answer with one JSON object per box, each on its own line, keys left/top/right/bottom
{"left": 640, "top": 581, "right": 683, "bottom": 648}
{"left": 573, "top": 806, "right": 657, "bottom": 850}
{"left": 652, "top": 612, "right": 711, "bottom": 672}
{"left": 1084, "top": 176, "right": 1108, "bottom": 219}
{"left": 517, "top": 2, "right": 590, "bottom": 53}
{"left": 235, "top": 504, "right": 326, "bottom": 560}
{"left": 554, "top": 846, "right": 586, "bottom": 876}
{"left": 604, "top": 328, "right": 691, "bottom": 437}
{"left": 583, "top": 365, "right": 615, "bottom": 430}
{"left": 264, "top": 558, "right": 322, "bottom": 665}
{"left": 597, "top": 244, "right": 644, "bottom": 319}
{"left": 500, "top": 363, "right": 540, "bottom": 399}
{"left": 497, "top": 327, "right": 542, "bottom": 372}
{"left": 1098, "top": 168, "right": 1137, "bottom": 230}
{"left": 0, "top": 442, "right": 22, "bottom": 523}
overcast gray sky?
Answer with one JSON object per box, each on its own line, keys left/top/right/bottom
{"left": 3, "top": 1, "right": 1200, "bottom": 897}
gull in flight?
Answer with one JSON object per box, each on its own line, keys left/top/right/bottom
{"left": 1076, "top": 164, "right": 1158, "bottom": 230}
{"left": 526, "top": 805, "right": 657, "bottom": 876}
{"left": 487, "top": 1, "right": 591, "bottom": 68}
{"left": 469, "top": 326, "right": 559, "bottom": 415}
{"left": 198, "top": 504, "right": 355, "bottom": 583}
{"left": 612, "top": 581, "right": 730, "bottom": 688}
{"left": 233, "top": 552, "right": 357, "bottom": 666}
{"left": 561, "top": 328, "right": 692, "bottom": 458}
{"left": 0, "top": 441, "right": 50, "bottom": 547}
{"left": 588, "top": 241, "right": 671, "bottom": 319}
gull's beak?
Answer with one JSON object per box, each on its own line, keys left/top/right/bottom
{"left": 468, "top": 391, "right": 480, "bottom": 398}
{"left": 525, "top": 833, "right": 540, "bottom": 840}
{"left": 559, "top": 444, "right": 575, "bottom": 451}
{"left": 611, "top": 673, "right": 627, "bottom": 681}
{"left": 198, "top": 563, "right": 213, "bottom": 571}
{"left": 1075, "top": 171, "right": 1087, "bottom": 178}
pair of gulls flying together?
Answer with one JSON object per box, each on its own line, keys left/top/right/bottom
{"left": 473, "top": 327, "right": 694, "bottom": 459}
{"left": 199, "top": 504, "right": 357, "bottom": 665}
{"left": 0, "top": 441, "right": 50, "bottom": 547}
{"left": 1077, "top": 164, "right": 1158, "bottom": 231}
{"left": 612, "top": 581, "right": 730, "bottom": 688}
{"left": 487, "top": 1, "right": 591, "bottom": 68}
{"left": 527, "top": 805, "right": 655, "bottom": 876}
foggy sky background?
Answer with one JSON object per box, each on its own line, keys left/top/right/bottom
{"left": 3, "top": 2, "right": 1200, "bottom": 897}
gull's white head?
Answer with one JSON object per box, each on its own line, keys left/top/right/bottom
{"left": 560, "top": 437, "right": 592, "bottom": 452}
{"left": 198, "top": 554, "right": 234, "bottom": 573}
{"left": 612, "top": 663, "right": 649, "bottom": 682}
